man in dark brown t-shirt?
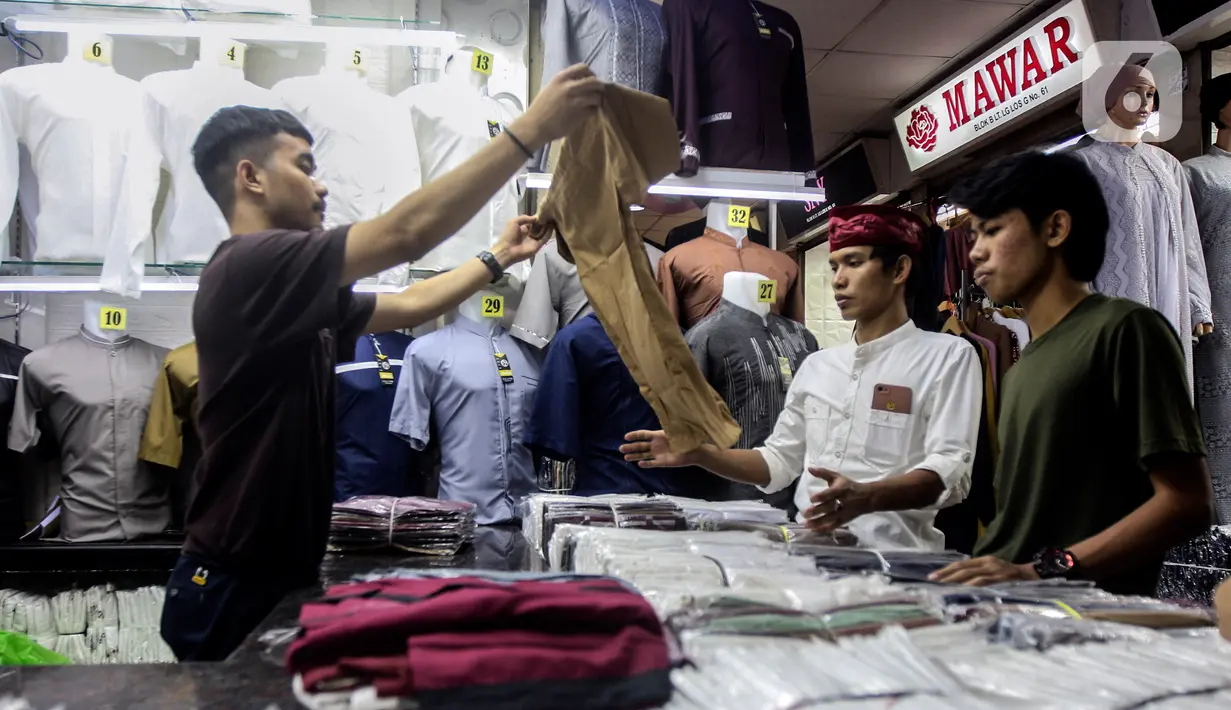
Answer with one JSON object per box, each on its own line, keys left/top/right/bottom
{"left": 160, "top": 65, "right": 604, "bottom": 662}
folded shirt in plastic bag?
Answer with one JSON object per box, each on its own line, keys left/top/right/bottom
{"left": 794, "top": 545, "right": 970, "bottom": 581}
{"left": 329, "top": 496, "right": 476, "bottom": 556}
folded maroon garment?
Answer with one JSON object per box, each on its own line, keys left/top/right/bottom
{"left": 287, "top": 577, "right": 672, "bottom": 710}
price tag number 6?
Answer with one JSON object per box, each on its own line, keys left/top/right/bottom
{"left": 84, "top": 37, "right": 113, "bottom": 65}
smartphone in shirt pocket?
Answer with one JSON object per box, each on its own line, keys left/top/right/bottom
{"left": 865, "top": 384, "right": 913, "bottom": 470}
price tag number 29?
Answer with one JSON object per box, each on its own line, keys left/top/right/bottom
{"left": 481, "top": 295, "right": 504, "bottom": 318}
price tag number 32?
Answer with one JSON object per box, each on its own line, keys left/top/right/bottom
{"left": 727, "top": 206, "right": 750, "bottom": 228}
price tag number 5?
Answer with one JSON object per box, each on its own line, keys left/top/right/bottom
{"left": 99, "top": 307, "right": 127, "bottom": 331}
{"left": 481, "top": 295, "right": 504, "bottom": 318}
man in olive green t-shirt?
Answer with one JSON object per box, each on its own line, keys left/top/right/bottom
{"left": 930, "top": 151, "right": 1214, "bottom": 596}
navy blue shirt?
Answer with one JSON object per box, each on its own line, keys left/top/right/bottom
{"left": 526, "top": 314, "right": 723, "bottom": 498}
{"left": 335, "top": 331, "right": 417, "bottom": 501}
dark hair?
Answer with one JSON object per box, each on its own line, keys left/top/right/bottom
{"left": 192, "top": 106, "right": 314, "bottom": 220}
{"left": 1201, "top": 73, "right": 1231, "bottom": 129}
{"left": 868, "top": 244, "right": 918, "bottom": 300}
{"left": 948, "top": 151, "right": 1109, "bottom": 282}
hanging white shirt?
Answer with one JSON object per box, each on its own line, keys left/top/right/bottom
{"left": 273, "top": 71, "right": 421, "bottom": 231}
{"left": 0, "top": 61, "right": 160, "bottom": 297}
{"left": 756, "top": 320, "right": 982, "bottom": 551}
{"left": 139, "top": 65, "right": 290, "bottom": 265}
{"left": 397, "top": 80, "right": 523, "bottom": 275}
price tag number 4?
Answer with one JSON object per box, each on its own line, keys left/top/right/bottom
{"left": 481, "top": 295, "right": 504, "bottom": 318}
{"left": 99, "top": 307, "right": 127, "bottom": 331}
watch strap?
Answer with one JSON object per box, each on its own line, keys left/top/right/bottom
{"left": 477, "top": 251, "right": 503, "bottom": 284}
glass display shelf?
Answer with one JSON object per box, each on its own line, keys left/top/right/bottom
{"left": 522, "top": 167, "right": 826, "bottom": 203}
{"left": 1, "top": 1, "right": 460, "bottom": 48}
{"left": 0, "top": 0, "right": 439, "bottom": 26}
{"left": 0, "top": 261, "right": 414, "bottom": 293}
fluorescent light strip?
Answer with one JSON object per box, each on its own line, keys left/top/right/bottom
{"left": 8, "top": 15, "right": 461, "bottom": 48}
{"left": 522, "top": 175, "right": 825, "bottom": 203}
{"left": 0, "top": 281, "right": 404, "bottom": 293}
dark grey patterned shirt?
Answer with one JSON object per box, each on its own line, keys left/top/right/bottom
{"left": 687, "top": 300, "right": 817, "bottom": 502}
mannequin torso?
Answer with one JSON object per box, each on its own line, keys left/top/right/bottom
{"left": 721, "top": 272, "right": 769, "bottom": 323}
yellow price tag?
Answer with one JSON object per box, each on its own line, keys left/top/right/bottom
{"left": 349, "top": 48, "right": 367, "bottom": 74}
{"left": 220, "top": 42, "right": 246, "bottom": 68}
{"left": 756, "top": 280, "right": 777, "bottom": 304}
{"left": 727, "top": 205, "right": 751, "bottom": 228}
{"left": 471, "top": 49, "right": 494, "bottom": 75}
{"left": 99, "top": 306, "right": 127, "bottom": 331}
{"left": 481, "top": 294, "right": 504, "bottom": 318}
{"left": 83, "top": 36, "right": 113, "bottom": 65}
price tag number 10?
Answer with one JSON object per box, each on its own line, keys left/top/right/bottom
{"left": 99, "top": 307, "right": 127, "bottom": 331}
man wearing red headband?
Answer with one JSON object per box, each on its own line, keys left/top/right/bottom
{"left": 622, "top": 205, "right": 982, "bottom": 550}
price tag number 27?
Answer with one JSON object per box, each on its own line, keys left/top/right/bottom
{"left": 757, "top": 280, "right": 777, "bottom": 304}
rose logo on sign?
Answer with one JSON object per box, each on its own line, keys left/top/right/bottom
{"left": 906, "top": 106, "right": 939, "bottom": 152}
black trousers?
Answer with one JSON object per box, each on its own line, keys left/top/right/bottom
{"left": 159, "top": 554, "right": 293, "bottom": 662}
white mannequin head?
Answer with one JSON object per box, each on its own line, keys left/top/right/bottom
{"left": 705, "top": 198, "right": 749, "bottom": 247}
{"left": 443, "top": 46, "right": 490, "bottom": 94}
{"left": 82, "top": 298, "right": 128, "bottom": 343}
{"left": 722, "top": 272, "right": 771, "bottom": 323}
{"left": 457, "top": 288, "right": 506, "bottom": 333}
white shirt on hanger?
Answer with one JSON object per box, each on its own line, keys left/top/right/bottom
{"left": 0, "top": 61, "right": 160, "bottom": 296}
{"left": 273, "top": 71, "right": 422, "bottom": 231}
{"left": 397, "top": 81, "right": 523, "bottom": 275}
{"left": 756, "top": 320, "right": 982, "bottom": 551}
{"left": 992, "top": 311, "right": 1030, "bottom": 349}
{"left": 139, "top": 64, "right": 290, "bottom": 265}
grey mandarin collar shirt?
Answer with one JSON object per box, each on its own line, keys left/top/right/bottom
{"left": 8, "top": 328, "right": 171, "bottom": 542}
{"left": 389, "top": 316, "right": 541, "bottom": 524}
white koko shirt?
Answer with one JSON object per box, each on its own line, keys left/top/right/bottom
{"left": 0, "top": 61, "right": 160, "bottom": 296}
{"left": 274, "top": 72, "right": 422, "bottom": 230}
{"left": 756, "top": 321, "right": 982, "bottom": 551}
{"left": 140, "top": 65, "right": 289, "bottom": 265}
{"left": 397, "top": 80, "right": 522, "bottom": 274}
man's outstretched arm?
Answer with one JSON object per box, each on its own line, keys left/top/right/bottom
{"left": 340, "top": 64, "right": 603, "bottom": 287}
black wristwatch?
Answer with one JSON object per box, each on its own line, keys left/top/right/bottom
{"left": 477, "top": 250, "right": 504, "bottom": 284}
{"left": 1032, "top": 547, "right": 1079, "bottom": 579}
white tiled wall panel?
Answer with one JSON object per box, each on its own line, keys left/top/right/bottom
{"left": 804, "top": 241, "right": 854, "bottom": 348}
